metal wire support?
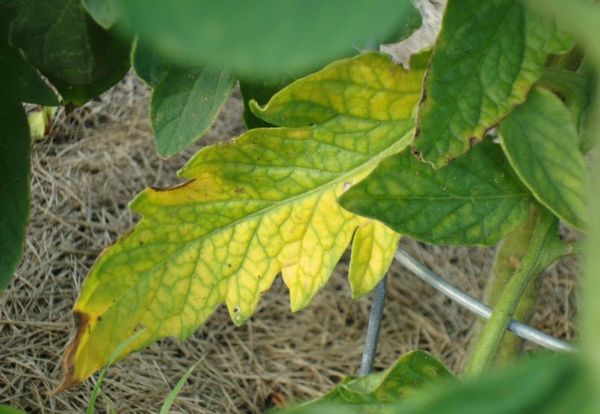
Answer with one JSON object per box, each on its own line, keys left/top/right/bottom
{"left": 393, "top": 249, "right": 575, "bottom": 353}
{"left": 359, "top": 275, "right": 388, "bottom": 376}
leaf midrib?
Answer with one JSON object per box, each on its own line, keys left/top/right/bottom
{"left": 356, "top": 193, "right": 530, "bottom": 201}
{"left": 87, "top": 120, "right": 413, "bottom": 312}
{"left": 418, "top": 1, "right": 521, "bottom": 158}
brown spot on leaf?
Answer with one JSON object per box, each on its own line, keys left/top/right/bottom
{"left": 234, "top": 187, "right": 246, "bottom": 194}
{"left": 50, "top": 311, "right": 91, "bottom": 394}
{"left": 411, "top": 147, "right": 423, "bottom": 161}
{"left": 508, "top": 255, "right": 521, "bottom": 270}
{"left": 150, "top": 179, "right": 195, "bottom": 192}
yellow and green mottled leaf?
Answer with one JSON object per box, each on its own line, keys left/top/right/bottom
{"left": 58, "top": 52, "right": 429, "bottom": 390}
{"left": 349, "top": 221, "right": 400, "bottom": 298}
{"left": 414, "top": 0, "right": 571, "bottom": 167}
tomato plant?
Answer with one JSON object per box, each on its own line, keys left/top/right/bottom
{"left": 1, "top": 0, "right": 599, "bottom": 412}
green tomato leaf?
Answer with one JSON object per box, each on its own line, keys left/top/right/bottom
{"left": 288, "top": 351, "right": 453, "bottom": 412}
{"left": 240, "top": 78, "right": 294, "bottom": 130}
{"left": 536, "top": 64, "right": 597, "bottom": 154}
{"left": 150, "top": 65, "right": 235, "bottom": 157}
{"left": 499, "top": 88, "right": 589, "bottom": 229}
{"left": 132, "top": 41, "right": 236, "bottom": 156}
{"left": 391, "top": 354, "right": 590, "bottom": 414}
{"left": 0, "top": 3, "right": 58, "bottom": 105}
{"left": 414, "top": 0, "right": 570, "bottom": 167}
{"left": 382, "top": 4, "right": 423, "bottom": 45}
{"left": 0, "top": 39, "right": 58, "bottom": 106}
{"left": 289, "top": 354, "right": 591, "bottom": 414}
{"left": 117, "top": 0, "right": 419, "bottom": 79}
{"left": 0, "top": 405, "right": 26, "bottom": 414}
{"left": 131, "top": 39, "right": 169, "bottom": 87}
{"left": 57, "top": 52, "right": 428, "bottom": 390}
{"left": 82, "top": 0, "right": 122, "bottom": 29}
{"left": 340, "top": 141, "right": 532, "bottom": 246}
{"left": 0, "top": 0, "right": 18, "bottom": 15}
{"left": 0, "top": 94, "right": 30, "bottom": 291}
{"left": 10, "top": 0, "right": 130, "bottom": 105}
{"left": 575, "top": 61, "right": 597, "bottom": 153}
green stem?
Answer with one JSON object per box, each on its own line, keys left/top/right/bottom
{"left": 582, "top": 72, "right": 600, "bottom": 399}
{"left": 547, "top": 45, "right": 585, "bottom": 72}
{"left": 465, "top": 207, "right": 557, "bottom": 377}
{"left": 538, "top": 67, "right": 586, "bottom": 99}
{"left": 474, "top": 211, "right": 543, "bottom": 365}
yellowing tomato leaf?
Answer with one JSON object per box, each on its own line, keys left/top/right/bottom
{"left": 499, "top": 88, "right": 589, "bottom": 229}
{"left": 58, "top": 52, "right": 428, "bottom": 390}
{"left": 414, "top": 0, "right": 571, "bottom": 167}
{"left": 349, "top": 221, "right": 400, "bottom": 298}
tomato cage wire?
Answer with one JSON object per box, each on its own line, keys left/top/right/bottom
{"left": 358, "top": 248, "right": 576, "bottom": 376}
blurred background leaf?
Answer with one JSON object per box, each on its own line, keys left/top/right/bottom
{"left": 0, "top": 92, "right": 30, "bottom": 291}
{"left": 132, "top": 40, "right": 170, "bottom": 87}
{"left": 117, "top": 0, "right": 419, "bottom": 79}
{"left": 0, "top": 4, "right": 58, "bottom": 106}
{"left": 82, "top": 0, "right": 122, "bottom": 29}
{"left": 10, "top": 0, "right": 130, "bottom": 105}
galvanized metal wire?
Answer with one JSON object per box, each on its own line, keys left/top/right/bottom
{"left": 393, "top": 249, "right": 575, "bottom": 353}
{"left": 358, "top": 275, "right": 388, "bottom": 376}
{"left": 359, "top": 249, "right": 575, "bottom": 375}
